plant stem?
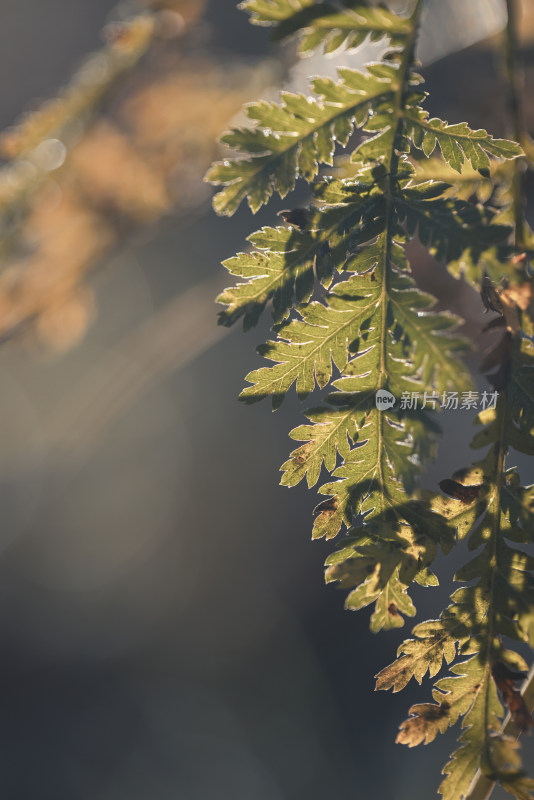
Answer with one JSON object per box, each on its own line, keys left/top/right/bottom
{"left": 465, "top": 665, "right": 534, "bottom": 800}
{"left": 465, "top": 2, "right": 533, "bottom": 798}
{"left": 374, "top": 0, "right": 423, "bottom": 504}
{"left": 505, "top": 0, "right": 527, "bottom": 248}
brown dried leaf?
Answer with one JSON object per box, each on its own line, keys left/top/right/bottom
{"left": 438, "top": 479, "right": 483, "bottom": 505}
{"left": 396, "top": 702, "right": 450, "bottom": 747}
{"left": 492, "top": 662, "right": 533, "bottom": 734}
{"left": 278, "top": 208, "right": 310, "bottom": 230}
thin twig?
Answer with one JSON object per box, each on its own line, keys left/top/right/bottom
{"left": 465, "top": 2, "right": 533, "bottom": 796}
{"left": 504, "top": 0, "right": 527, "bottom": 249}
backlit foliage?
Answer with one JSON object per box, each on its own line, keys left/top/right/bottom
{"left": 208, "top": 1, "right": 534, "bottom": 797}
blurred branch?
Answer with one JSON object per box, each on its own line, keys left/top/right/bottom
{"left": 0, "top": 0, "right": 278, "bottom": 350}
{"left": 0, "top": 9, "right": 163, "bottom": 233}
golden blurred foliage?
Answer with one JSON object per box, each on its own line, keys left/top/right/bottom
{"left": 518, "top": 0, "right": 534, "bottom": 44}
{"left": 0, "top": 0, "right": 275, "bottom": 351}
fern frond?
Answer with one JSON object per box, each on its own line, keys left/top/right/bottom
{"left": 325, "top": 517, "right": 444, "bottom": 632}
{"left": 404, "top": 106, "right": 523, "bottom": 173}
{"left": 377, "top": 456, "right": 534, "bottom": 687}
{"left": 207, "top": 66, "right": 396, "bottom": 215}
{"left": 210, "top": 0, "right": 533, "bottom": 795}
{"left": 218, "top": 170, "right": 509, "bottom": 330}
{"left": 394, "top": 181, "right": 511, "bottom": 262}
{"left": 380, "top": 337, "right": 534, "bottom": 796}
{"left": 375, "top": 611, "right": 468, "bottom": 693}
{"left": 240, "top": 231, "right": 470, "bottom": 407}
{"left": 408, "top": 156, "right": 533, "bottom": 288}
{"left": 209, "top": 0, "right": 534, "bottom": 796}
{"left": 240, "top": 0, "right": 411, "bottom": 54}
{"left": 280, "top": 401, "right": 356, "bottom": 488}
{"left": 398, "top": 655, "right": 534, "bottom": 800}
{"left": 211, "top": 0, "right": 520, "bottom": 631}
{"left": 375, "top": 146, "right": 534, "bottom": 796}
{"left": 217, "top": 184, "right": 377, "bottom": 327}
{"left": 411, "top": 155, "right": 505, "bottom": 201}
{"left": 343, "top": 156, "right": 522, "bottom": 287}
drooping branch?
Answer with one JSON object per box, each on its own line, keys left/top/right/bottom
{"left": 208, "top": 1, "right": 531, "bottom": 796}
{"left": 465, "top": 3, "right": 534, "bottom": 795}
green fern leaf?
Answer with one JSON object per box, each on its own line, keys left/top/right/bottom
{"left": 385, "top": 394, "right": 534, "bottom": 795}
{"left": 407, "top": 157, "right": 531, "bottom": 289}
{"left": 239, "top": 0, "right": 411, "bottom": 53}
{"left": 210, "top": 0, "right": 534, "bottom": 794}
{"left": 375, "top": 606, "right": 470, "bottom": 693}
{"left": 240, "top": 297, "right": 373, "bottom": 407}
{"left": 217, "top": 188, "right": 378, "bottom": 328}
{"left": 280, "top": 401, "right": 358, "bottom": 488}
{"left": 404, "top": 107, "right": 523, "bottom": 173}
{"left": 241, "top": 231, "right": 471, "bottom": 407}
{"left": 324, "top": 516, "right": 445, "bottom": 631}
{"left": 206, "top": 66, "right": 397, "bottom": 215}
{"left": 394, "top": 181, "right": 511, "bottom": 263}
{"left": 378, "top": 295, "right": 534, "bottom": 791}
{"left": 210, "top": 1, "right": 534, "bottom": 796}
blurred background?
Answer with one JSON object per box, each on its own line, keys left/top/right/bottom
{"left": 0, "top": 1, "right": 532, "bottom": 798}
